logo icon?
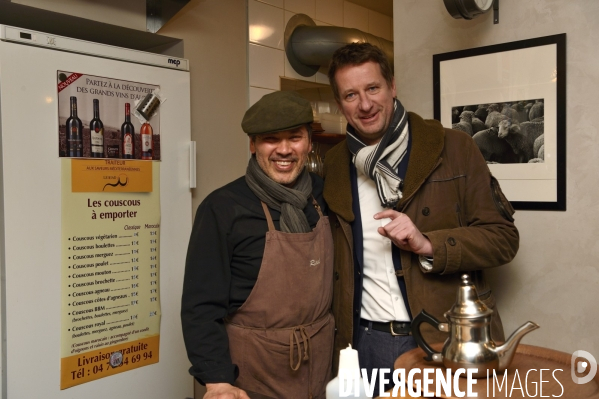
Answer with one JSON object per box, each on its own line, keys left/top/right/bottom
{"left": 309, "top": 259, "right": 320, "bottom": 267}
{"left": 103, "top": 174, "right": 129, "bottom": 191}
{"left": 571, "top": 350, "right": 597, "bottom": 384}
{"left": 167, "top": 58, "right": 181, "bottom": 67}
{"left": 110, "top": 351, "right": 123, "bottom": 367}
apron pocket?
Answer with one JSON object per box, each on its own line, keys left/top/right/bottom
{"left": 228, "top": 313, "right": 334, "bottom": 399}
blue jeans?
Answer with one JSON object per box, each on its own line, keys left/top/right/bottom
{"left": 356, "top": 321, "right": 417, "bottom": 396}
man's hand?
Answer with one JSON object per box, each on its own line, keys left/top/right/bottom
{"left": 374, "top": 210, "right": 433, "bottom": 256}
{"left": 204, "top": 383, "right": 250, "bottom": 399}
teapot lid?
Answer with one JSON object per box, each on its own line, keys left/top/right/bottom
{"left": 445, "top": 274, "right": 493, "bottom": 319}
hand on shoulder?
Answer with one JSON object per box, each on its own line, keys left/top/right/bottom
{"left": 204, "top": 383, "right": 250, "bottom": 399}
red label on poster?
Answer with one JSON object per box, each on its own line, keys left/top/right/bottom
{"left": 58, "top": 72, "right": 83, "bottom": 92}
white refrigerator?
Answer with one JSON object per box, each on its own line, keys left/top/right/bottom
{"left": 0, "top": 25, "right": 193, "bottom": 398}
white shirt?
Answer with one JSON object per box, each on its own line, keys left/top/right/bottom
{"left": 357, "top": 167, "right": 410, "bottom": 322}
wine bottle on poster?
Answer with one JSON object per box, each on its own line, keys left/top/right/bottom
{"left": 121, "top": 102, "right": 135, "bottom": 159}
{"left": 106, "top": 143, "right": 120, "bottom": 158}
{"left": 89, "top": 99, "right": 104, "bottom": 158}
{"left": 65, "top": 96, "right": 83, "bottom": 157}
{"left": 141, "top": 122, "right": 153, "bottom": 160}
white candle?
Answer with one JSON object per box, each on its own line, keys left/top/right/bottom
{"left": 326, "top": 345, "right": 371, "bottom": 398}
{"left": 338, "top": 344, "right": 360, "bottom": 374}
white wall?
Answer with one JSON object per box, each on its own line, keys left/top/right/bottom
{"left": 393, "top": 0, "right": 599, "bottom": 357}
{"left": 248, "top": 0, "right": 393, "bottom": 105}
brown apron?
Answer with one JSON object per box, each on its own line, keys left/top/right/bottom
{"left": 225, "top": 199, "right": 334, "bottom": 399}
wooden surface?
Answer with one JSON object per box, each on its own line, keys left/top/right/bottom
{"left": 387, "top": 343, "right": 599, "bottom": 398}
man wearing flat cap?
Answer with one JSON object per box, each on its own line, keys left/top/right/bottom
{"left": 182, "top": 91, "right": 334, "bottom": 399}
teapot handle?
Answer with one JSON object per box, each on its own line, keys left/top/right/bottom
{"left": 411, "top": 310, "right": 444, "bottom": 362}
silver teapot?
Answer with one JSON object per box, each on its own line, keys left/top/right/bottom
{"left": 411, "top": 274, "right": 539, "bottom": 378}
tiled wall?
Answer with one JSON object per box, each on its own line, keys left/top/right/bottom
{"left": 248, "top": 0, "right": 392, "bottom": 106}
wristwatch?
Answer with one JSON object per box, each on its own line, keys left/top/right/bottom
{"left": 443, "top": 0, "right": 494, "bottom": 20}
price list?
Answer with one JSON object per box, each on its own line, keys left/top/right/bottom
{"left": 61, "top": 159, "right": 161, "bottom": 389}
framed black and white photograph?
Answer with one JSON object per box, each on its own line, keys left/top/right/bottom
{"left": 433, "top": 34, "right": 566, "bottom": 210}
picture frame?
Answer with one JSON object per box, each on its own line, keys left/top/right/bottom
{"left": 433, "top": 34, "right": 566, "bottom": 210}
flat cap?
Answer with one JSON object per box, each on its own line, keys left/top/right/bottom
{"left": 242, "top": 91, "right": 313, "bottom": 135}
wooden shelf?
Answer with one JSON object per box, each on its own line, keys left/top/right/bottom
{"left": 0, "top": 2, "right": 183, "bottom": 56}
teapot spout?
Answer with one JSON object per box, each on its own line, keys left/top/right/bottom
{"left": 495, "top": 321, "right": 540, "bottom": 370}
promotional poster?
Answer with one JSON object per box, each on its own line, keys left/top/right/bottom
{"left": 60, "top": 159, "right": 161, "bottom": 389}
{"left": 57, "top": 71, "right": 161, "bottom": 161}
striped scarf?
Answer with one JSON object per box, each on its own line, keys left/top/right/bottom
{"left": 346, "top": 99, "right": 409, "bottom": 208}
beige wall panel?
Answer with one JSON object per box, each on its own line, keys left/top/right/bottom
{"left": 159, "top": 0, "right": 249, "bottom": 218}
{"left": 158, "top": 1, "right": 249, "bottom": 396}
{"left": 393, "top": 0, "right": 598, "bottom": 358}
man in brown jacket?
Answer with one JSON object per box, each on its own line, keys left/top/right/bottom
{"left": 323, "top": 42, "right": 519, "bottom": 394}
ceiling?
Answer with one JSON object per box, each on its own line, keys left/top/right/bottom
{"left": 346, "top": 0, "right": 393, "bottom": 17}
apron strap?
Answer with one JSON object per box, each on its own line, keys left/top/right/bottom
{"left": 261, "top": 199, "right": 322, "bottom": 232}
{"left": 260, "top": 202, "right": 276, "bottom": 231}
{"left": 289, "top": 326, "right": 314, "bottom": 398}
{"left": 311, "top": 196, "right": 324, "bottom": 218}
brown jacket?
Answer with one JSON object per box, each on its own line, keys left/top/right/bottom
{"left": 323, "top": 112, "right": 519, "bottom": 371}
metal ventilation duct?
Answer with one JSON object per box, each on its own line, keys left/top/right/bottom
{"left": 284, "top": 14, "right": 394, "bottom": 77}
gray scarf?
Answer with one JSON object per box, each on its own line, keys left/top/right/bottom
{"left": 245, "top": 157, "right": 313, "bottom": 233}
